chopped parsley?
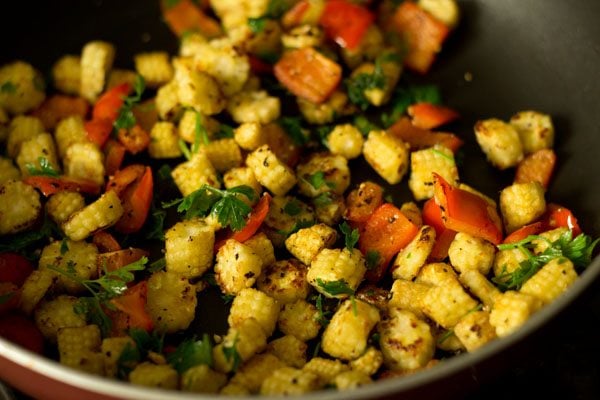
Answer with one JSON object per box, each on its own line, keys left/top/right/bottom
{"left": 316, "top": 278, "right": 355, "bottom": 297}
{"left": 163, "top": 184, "right": 255, "bottom": 231}
{"left": 216, "top": 123, "right": 235, "bottom": 139}
{"left": 222, "top": 334, "right": 242, "bottom": 372}
{"left": 346, "top": 53, "right": 399, "bottom": 110}
{"left": 313, "top": 192, "right": 334, "bottom": 207}
{"left": 0, "top": 216, "right": 62, "bottom": 253}
{"left": 381, "top": 84, "right": 442, "bottom": 127}
{"left": 117, "top": 328, "right": 165, "bottom": 378}
{"left": 339, "top": 221, "right": 359, "bottom": 251}
{"left": 145, "top": 203, "right": 167, "bottom": 241}
{"left": 59, "top": 238, "right": 69, "bottom": 255}
{"left": 248, "top": 17, "right": 267, "bottom": 33}
{"left": 114, "top": 75, "right": 145, "bottom": 131}
{"left": 303, "top": 171, "right": 335, "bottom": 190}
{"left": 279, "top": 116, "right": 309, "bottom": 146}
{"left": 25, "top": 157, "right": 60, "bottom": 177}
{"left": 0, "top": 81, "right": 17, "bottom": 93}
{"left": 283, "top": 199, "right": 302, "bottom": 216}
{"left": 353, "top": 115, "right": 380, "bottom": 136}
{"left": 365, "top": 250, "right": 381, "bottom": 270}
{"left": 277, "top": 219, "right": 316, "bottom": 237}
{"left": 166, "top": 334, "right": 213, "bottom": 374}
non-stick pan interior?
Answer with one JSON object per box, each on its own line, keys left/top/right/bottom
{"left": 1, "top": 1, "right": 600, "bottom": 399}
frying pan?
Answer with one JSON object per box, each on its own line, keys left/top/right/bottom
{"left": 1, "top": 0, "right": 600, "bottom": 399}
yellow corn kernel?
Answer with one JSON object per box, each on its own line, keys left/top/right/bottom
{"left": 173, "top": 58, "right": 225, "bottom": 115}
{"left": 148, "top": 121, "right": 182, "bottom": 159}
{"left": 39, "top": 239, "right": 98, "bottom": 294}
{"left": 296, "top": 153, "right": 351, "bottom": 198}
{"left": 378, "top": 307, "right": 435, "bottom": 371}
{"left": 267, "top": 335, "right": 307, "bottom": 368}
{"left": 233, "top": 122, "right": 266, "bottom": 151}
{"left": 363, "top": 130, "right": 409, "bottom": 184}
{"left": 34, "top": 295, "right": 87, "bottom": 343}
{"left": 297, "top": 90, "right": 353, "bottom": 125}
{"left": 171, "top": 151, "right": 220, "bottom": 196}
{"left": 277, "top": 299, "right": 321, "bottom": 342}
{"left": 409, "top": 145, "right": 459, "bottom": 201}
{"left": 220, "top": 382, "right": 251, "bottom": 395}
{"left": 227, "top": 90, "right": 280, "bottom": 124}
{"left": 322, "top": 299, "right": 380, "bottom": 361}
{"left": 223, "top": 167, "right": 261, "bottom": 206}
{"left": 213, "top": 318, "right": 268, "bottom": 373}
{"left": 0, "top": 179, "right": 41, "bottom": 234}
{"left": 520, "top": 258, "right": 577, "bottom": 305}
{"left": 392, "top": 225, "right": 436, "bottom": 280}
{"left": 421, "top": 280, "right": 479, "bottom": 329}
{"left": 106, "top": 68, "right": 137, "bottom": 90}
{"left": 454, "top": 310, "right": 497, "bottom": 352}
{"left": 510, "top": 110, "right": 554, "bottom": 154}
{"left": 327, "top": 123, "right": 364, "bottom": 160}
{"left": 134, "top": 51, "right": 174, "bottom": 88}
{"left": 62, "top": 190, "right": 123, "bottom": 241}
{"left": 129, "top": 362, "right": 178, "bottom": 389}
{"left": 16, "top": 133, "right": 60, "bottom": 177}
{"left": 52, "top": 55, "right": 81, "bottom": 95}
{"left": 6, "top": 115, "right": 44, "bottom": 158}
{"left": 54, "top": 115, "right": 88, "bottom": 159}
{"left": 489, "top": 291, "right": 542, "bottom": 337}
{"left": 181, "top": 364, "right": 227, "bottom": 393}
{"left": 165, "top": 219, "right": 215, "bottom": 279}
{"left": 80, "top": 41, "right": 116, "bottom": 101}
{"left": 177, "top": 109, "right": 220, "bottom": 144}
{"left": 259, "top": 367, "right": 319, "bottom": 395}
{"left": 246, "top": 145, "right": 296, "bottom": 196}
{"left": 308, "top": 248, "right": 366, "bottom": 299}
{"left": 146, "top": 270, "right": 197, "bottom": 334}
{"left": 203, "top": 138, "right": 242, "bottom": 173}
{"left": 228, "top": 288, "right": 279, "bottom": 336}
{"left": 46, "top": 191, "right": 85, "bottom": 224}
{"left": 243, "top": 232, "right": 275, "bottom": 267}
{"left": 285, "top": 223, "right": 337, "bottom": 266}
{"left": 155, "top": 80, "right": 181, "bottom": 120}
{"left": 257, "top": 259, "right": 311, "bottom": 304}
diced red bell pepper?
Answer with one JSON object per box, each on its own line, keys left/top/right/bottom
{"left": 433, "top": 173, "right": 503, "bottom": 245}
{"left": 104, "top": 139, "right": 126, "bottom": 176}
{"left": 106, "top": 164, "right": 146, "bottom": 196}
{"left": 422, "top": 197, "right": 456, "bottom": 261}
{"left": 23, "top": 175, "right": 101, "bottom": 197}
{"left": 109, "top": 281, "right": 153, "bottom": 332}
{"left": 344, "top": 181, "right": 384, "bottom": 225}
{"left": 319, "top": 0, "right": 374, "bottom": 50}
{"left": 0, "top": 313, "right": 44, "bottom": 354}
{"left": 161, "top": 0, "right": 223, "bottom": 38}
{"left": 514, "top": 148, "right": 556, "bottom": 189}
{"left": 391, "top": 1, "right": 450, "bottom": 74}
{"left": 274, "top": 47, "right": 342, "bottom": 104}
{"left": 387, "top": 117, "right": 463, "bottom": 152}
{"left": 248, "top": 55, "right": 274, "bottom": 75}
{"left": 92, "top": 231, "right": 122, "bottom": 253}
{"left": 93, "top": 83, "right": 131, "bottom": 122}
{"left": 545, "top": 204, "right": 582, "bottom": 237}
{"left": 215, "top": 193, "right": 272, "bottom": 251}
{"left": 359, "top": 203, "right": 419, "bottom": 282}
{"left": 282, "top": 0, "right": 311, "bottom": 28}
{"left": 0, "top": 253, "right": 34, "bottom": 286}
{"left": 502, "top": 221, "right": 546, "bottom": 244}
{"left": 408, "top": 102, "right": 459, "bottom": 130}
{"left": 114, "top": 166, "right": 154, "bottom": 234}
{"left": 84, "top": 118, "right": 113, "bottom": 148}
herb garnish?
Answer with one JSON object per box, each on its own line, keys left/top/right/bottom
{"left": 283, "top": 199, "right": 302, "bottom": 216}
{"left": 116, "top": 328, "right": 165, "bottom": 378}
{"left": 0, "top": 216, "right": 62, "bottom": 253}
{"left": 346, "top": 53, "right": 399, "bottom": 110}
{"left": 493, "top": 230, "right": 599, "bottom": 291}
{"left": 277, "top": 219, "right": 316, "bottom": 237}
{"left": 303, "top": 171, "right": 335, "bottom": 191}
{"left": 0, "top": 81, "right": 17, "bottom": 93}
{"left": 166, "top": 334, "right": 213, "bottom": 374}
{"left": 222, "top": 334, "right": 242, "bottom": 372}
{"left": 381, "top": 84, "right": 442, "bottom": 127}
{"left": 316, "top": 278, "right": 355, "bottom": 297}
{"left": 26, "top": 157, "right": 60, "bottom": 177}
{"left": 339, "top": 221, "right": 359, "bottom": 251}
{"left": 365, "top": 250, "right": 381, "bottom": 270}
{"left": 279, "top": 116, "right": 308, "bottom": 146}
{"left": 114, "top": 75, "right": 145, "bottom": 131}
{"left": 192, "top": 110, "right": 210, "bottom": 153}
{"left": 163, "top": 184, "right": 255, "bottom": 231}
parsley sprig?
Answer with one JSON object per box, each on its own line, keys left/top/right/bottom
{"left": 163, "top": 184, "right": 255, "bottom": 231}
{"left": 381, "top": 83, "right": 442, "bottom": 127}
{"left": 302, "top": 171, "right": 335, "bottom": 191}
{"left": 0, "top": 216, "right": 62, "bottom": 253}
{"left": 222, "top": 334, "right": 242, "bottom": 372}
{"left": 25, "top": 156, "right": 60, "bottom": 177}
{"left": 316, "top": 278, "right": 355, "bottom": 297}
{"left": 166, "top": 334, "right": 213, "bottom": 374}
{"left": 346, "top": 53, "right": 400, "bottom": 110}
{"left": 48, "top": 257, "right": 148, "bottom": 335}
{"left": 493, "top": 230, "right": 599, "bottom": 291}
{"left": 339, "top": 221, "right": 359, "bottom": 251}
{"left": 117, "top": 328, "right": 165, "bottom": 378}
{"left": 279, "top": 116, "right": 309, "bottom": 146}
{"left": 114, "top": 75, "right": 145, "bottom": 131}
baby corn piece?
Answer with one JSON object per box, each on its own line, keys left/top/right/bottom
{"left": 80, "top": 41, "right": 115, "bottom": 102}
{"left": 520, "top": 258, "right": 577, "bottom": 305}
{"left": 62, "top": 190, "right": 123, "bottom": 241}
{"left": 165, "top": 219, "right": 214, "bottom": 279}
{"left": 129, "top": 362, "right": 178, "bottom": 389}
{"left": 257, "top": 259, "right": 311, "bottom": 304}
{"left": 246, "top": 145, "right": 296, "bottom": 196}
{"left": 0, "top": 179, "right": 41, "bottom": 234}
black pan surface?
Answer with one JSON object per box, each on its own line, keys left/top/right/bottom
{"left": 1, "top": 0, "right": 600, "bottom": 399}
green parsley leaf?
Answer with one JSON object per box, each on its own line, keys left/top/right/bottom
{"left": 157, "top": 164, "right": 173, "bottom": 182}
{"left": 145, "top": 204, "right": 166, "bottom": 241}
{"left": 178, "top": 139, "right": 193, "bottom": 161}
{"left": 167, "top": 334, "right": 213, "bottom": 374}
{"left": 60, "top": 238, "right": 69, "bottom": 255}
{"left": 0, "top": 81, "right": 17, "bottom": 93}
{"left": 221, "top": 293, "right": 235, "bottom": 304}
{"left": 0, "top": 216, "right": 61, "bottom": 253}
{"left": 216, "top": 123, "right": 235, "bottom": 139}
{"left": 315, "top": 125, "right": 333, "bottom": 148}
{"left": 353, "top": 115, "right": 380, "bottom": 136}
{"left": 164, "top": 185, "right": 255, "bottom": 231}
{"left": 279, "top": 116, "right": 308, "bottom": 146}
{"left": 265, "top": 0, "right": 292, "bottom": 18}
{"left": 313, "top": 192, "right": 333, "bottom": 207}
{"left": 74, "top": 296, "right": 112, "bottom": 335}
{"left": 192, "top": 111, "right": 210, "bottom": 153}
{"left": 277, "top": 219, "right": 316, "bottom": 237}
{"left": 339, "top": 221, "right": 359, "bottom": 251}
{"left": 410, "top": 84, "right": 441, "bottom": 104}
{"left": 148, "top": 257, "right": 166, "bottom": 273}
{"left": 248, "top": 17, "right": 267, "bottom": 33}
{"left": 222, "top": 334, "right": 242, "bottom": 372}
{"left": 114, "top": 75, "right": 145, "bottom": 131}
{"left": 303, "top": 171, "right": 334, "bottom": 190}
{"left": 381, "top": 84, "right": 442, "bottom": 128}
{"left": 346, "top": 54, "right": 394, "bottom": 110}
{"left": 283, "top": 199, "right": 302, "bottom": 216}
{"left": 493, "top": 231, "right": 599, "bottom": 291}
{"left": 315, "top": 294, "right": 331, "bottom": 327}
{"left": 116, "top": 342, "right": 141, "bottom": 379}
{"left": 316, "top": 278, "right": 355, "bottom": 297}
{"left": 26, "top": 157, "right": 60, "bottom": 177}
{"left": 365, "top": 250, "right": 380, "bottom": 270}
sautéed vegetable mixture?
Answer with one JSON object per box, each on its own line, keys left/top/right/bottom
{"left": 0, "top": 0, "right": 598, "bottom": 395}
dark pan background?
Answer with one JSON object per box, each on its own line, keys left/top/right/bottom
{"left": 1, "top": 1, "right": 600, "bottom": 399}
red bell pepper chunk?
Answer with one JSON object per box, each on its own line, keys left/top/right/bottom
{"left": 433, "top": 173, "right": 503, "bottom": 245}
{"left": 274, "top": 47, "right": 342, "bottom": 104}
{"left": 545, "top": 204, "right": 582, "bottom": 237}
{"left": 109, "top": 281, "right": 153, "bottom": 332}
{"left": 282, "top": 0, "right": 310, "bottom": 28}
{"left": 248, "top": 55, "right": 274, "bottom": 75}
{"left": 106, "top": 164, "right": 146, "bottom": 196}
{"left": 92, "top": 231, "right": 122, "bottom": 253}
{"left": 514, "top": 148, "right": 556, "bottom": 189}
{"left": 114, "top": 166, "right": 154, "bottom": 234}
{"left": 407, "top": 102, "right": 459, "bottom": 130}
{"left": 161, "top": 0, "right": 223, "bottom": 38}
{"left": 23, "top": 175, "right": 101, "bottom": 197}
{"left": 319, "top": 0, "right": 374, "bottom": 50}
{"left": 391, "top": 1, "right": 450, "bottom": 74}
{"left": 215, "top": 193, "right": 272, "bottom": 251}
{"left": 344, "top": 181, "right": 384, "bottom": 225}
{"left": 387, "top": 117, "right": 463, "bottom": 153}
{"left": 84, "top": 118, "right": 114, "bottom": 148}
{"left": 0, "top": 253, "right": 34, "bottom": 286}
{"left": 104, "top": 139, "right": 127, "bottom": 176}
{"left": 359, "top": 203, "right": 419, "bottom": 282}
{"left": 422, "top": 198, "right": 456, "bottom": 261}
{"left": 92, "top": 83, "right": 131, "bottom": 122}
{"left": 502, "top": 221, "right": 546, "bottom": 244}
{"left": 0, "top": 313, "right": 44, "bottom": 354}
